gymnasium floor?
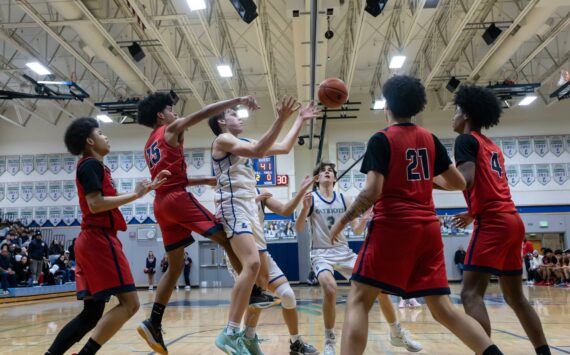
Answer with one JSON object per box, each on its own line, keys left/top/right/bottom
{"left": 0, "top": 284, "right": 568, "bottom": 355}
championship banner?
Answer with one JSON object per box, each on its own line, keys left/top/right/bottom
{"left": 552, "top": 164, "right": 568, "bottom": 185}
{"left": 120, "top": 205, "right": 134, "bottom": 223}
{"left": 338, "top": 170, "right": 352, "bottom": 191}
{"left": 184, "top": 149, "right": 191, "bottom": 168}
{"left": 336, "top": 143, "right": 351, "bottom": 164}
{"left": 134, "top": 151, "right": 147, "bottom": 171}
{"left": 48, "top": 206, "right": 63, "bottom": 226}
{"left": 518, "top": 137, "right": 533, "bottom": 158}
{"left": 148, "top": 204, "right": 156, "bottom": 222}
{"left": 62, "top": 180, "right": 76, "bottom": 200}
{"left": 493, "top": 137, "right": 502, "bottom": 150}
{"left": 0, "top": 156, "right": 5, "bottom": 176}
{"left": 19, "top": 207, "right": 33, "bottom": 226}
{"left": 533, "top": 138, "right": 548, "bottom": 157}
{"left": 501, "top": 138, "right": 517, "bottom": 158}
{"left": 506, "top": 165, "right": 520, "bottom": 187}
{"left": 549, "top": 136, "right": 565, "bottom": 157}
{"left": 351, "top": 143, "right": 366, "bottom": 161}
{"left": 120, "top": 179, "right": 134, "bottom": 193}
{"left": 20, "top": 182, "right": 33, "bottom": 202}
{"left": 34, "top": 181, "right": 48, "bottom": 201}
{"left": 535, "top": 164, "right": 551, "bottom": 185}
{"left": 520, "top": 164, "right": 535, "bottom": 186}
{"left": 62, "top": 154, "right": 77, "bottom": 174}
{"left": 49, "top": 180, "right": 62, "bottom": 201}
{"left": 75, "top": 207, "right": 82, "bottom": 224}
{"left": 62, "top": 206, "right": 76, "bottom": 225}
{"left": 7, "top": 155, "right": 20, "bottom": 175}
{"left": 34, "top": 207, "right": 48, "bottom": 226}
{"left": 134, "top": 203, "right": 148, "bottom": 223}
{"left": 35, "top": 154, "right": 48, "bottom": 175}
{"left": 191, "top": 184, "right": 206, "bottom": 196}
{"left": 441, "top": 139, "right": 454, "bottom": 160}
{"left": 0, "top": 183, "right": 5, "bottom": 202}
{"left": 353, "top": 172, "right": 366, "bottom": 190}
{"left": 4, "top": 208, "right": 19, "bottom": 222}
{"left": 6, "top": 183, "right": 19, "bottom": 202}
{"left": 21, "top": 155, "right": 34, "bottom": 175}
{"left": 48, "top": 154, "right": 62, "bottom": 174}
{"left": 104, "top": 153, "right": 119, "bottom": 172}
{"left": 120, "top": 151, "right": 134, "bottom": 172}
{"left": 191, "top": 149, "right": 205, "bottom": 169}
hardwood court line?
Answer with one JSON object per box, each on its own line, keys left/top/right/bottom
{"left": 494, "top": 329, "right": 570, "bottom": 354}
{"left": 145, "top": 328, "right": 222, "bottom": 355}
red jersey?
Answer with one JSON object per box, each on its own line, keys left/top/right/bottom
{"left": 454, "top": 132, "right": 516, "bottom": 217}
{"left": 76, "top": 157, "right": 126, "bottom": 232}
{"left": 522, "top": 240, "right": 534, "bottom": 257}
{"left": 144, "top": 126, "right": 188, "bottom": 193}
{"left": 361, "top": 123, "right": 451, "bottom": 223}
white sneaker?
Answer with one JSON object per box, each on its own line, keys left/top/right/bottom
{"left": 324, "top": 340, "right": 336, "bottom": 355}
{"left": 390, "top": 328, "right": 422, "bottom": 352}
{"left": 409, "top": 299, "right": 421, "bottom": 308}
{"left": 185, "top": 285, "right": 191, "bottom": 291}
{"left": 399, "top": 299, "right": 406, "bottom": 308}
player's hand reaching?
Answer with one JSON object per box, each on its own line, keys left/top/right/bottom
{"left": 255, "top": 191, "right": 273, "bottom": 203}
{"left": 276, "top": 96, "right": 300, "bottom": 122}
{"left": 451, "top": 211, "right": 474, "bottom": 229}
{"left": 299, "top": 175, "right": 317, "bottom": 193}
{"left": 135, "top": 170, "right": 171, "bottom": 197}
{"left": 297, "top": 101, "right": 320, "bottom": 122}
{"left": 302, "top": 191, "right": 312, "bottom": 209}
{"left": 238, "top": 96, "right": 260, "bottom": 111}
{"left": 330, "top": 220, "right": 345, "bottom": 245}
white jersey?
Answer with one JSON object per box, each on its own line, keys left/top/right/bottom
{"left": 308, "top": 190, "right": 348, "bottom": 249}
{"left": 212, "top": 137, "right": 257, "bottom": 202}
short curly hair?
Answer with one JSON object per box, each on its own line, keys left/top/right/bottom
{"left": 64, "top": 117, "right": 99, "bottom": 155}
{"left": 137, "top": 92, "right": 174, "bottom": 128}
{"left": 454, "top": 85, "right": 502, "bottom": 131}
{"left": 382, "top": 75, "right": 427, "bottom": 118}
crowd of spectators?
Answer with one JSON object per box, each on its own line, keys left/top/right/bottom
{"left": 526, "top": 247, "right": 570, "bottom": 287}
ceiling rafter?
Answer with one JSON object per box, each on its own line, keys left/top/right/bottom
{"left": 255, "top": 0, "right": 278, "bottom": 108}
{"left": 340, "top": 0, "right": 366, "bottom": 91}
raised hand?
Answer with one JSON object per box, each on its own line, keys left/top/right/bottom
{"left": 276, "top": 96, "right": 300, "bottom": 122}
{"left": 239, "top": 96, "right": 260, "bottom": 111}
{"left": 451, "top": 211, "right": 473, "bottom": 229}
{"left": 297, "top": 101, "right": 320, "bottom": 122}
{"left": 302, "top": 191, "right": 312, "bottom": 209}
{"left": 255, "top": 191, "right": 273, "bottom": 203}
{"left": 299, "top": 175, "right": 317, "bottom": 192}
{"left": 151, "top": 170, "right": 171, "bottom": 190}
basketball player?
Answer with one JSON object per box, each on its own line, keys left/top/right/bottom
{"left": 330, "top": 75, "right": 503, "bottom": 355}
{"left": 225, "top": 175, "right": 319, "bottom": 355}
{"left": 209, "top": 98, "right": 319, "bottom": 353}
{"left": 46, "top": 117, "right": 168, "bottom": 355}
{"left": 295, "top": 162, "right": 422, "bottom": 355}
{"left": 136, "top": 92, "right": 271, "bottom": 354}
{"left": 449, "top": 85, "right": 550, "bottom": 355}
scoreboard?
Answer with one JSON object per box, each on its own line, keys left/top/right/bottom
{"left": 253, "top": 156, "right": 276, "bottom": 186}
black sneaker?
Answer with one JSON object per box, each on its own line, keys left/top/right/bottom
{"left": 137, "top": 319, "right": 168, "bottom": 354}
{"left": 249, "top": 285, "right": 281, "bottom": 309}
{"left": 290, "top": 338, "right": 320, "bottom": 355}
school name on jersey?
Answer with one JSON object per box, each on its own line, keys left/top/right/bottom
{"left": 314, "top": 207, "right": 345, "bottom": 215}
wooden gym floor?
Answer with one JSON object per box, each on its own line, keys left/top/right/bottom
{"left": 0, "top": 284, "right": 568, "bottom": 354}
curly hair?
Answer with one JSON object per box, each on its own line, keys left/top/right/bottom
{"left": 382, "top": 75, "right": 427, "bottom": 118}
{"left": 454, "top": 85, "right": 502, "bottom": 131}
{"left": 64, "top": 117, "right": 99, "bottom": 155}
{"left": 137, "top": 92, "right": 174, "bottom": 128}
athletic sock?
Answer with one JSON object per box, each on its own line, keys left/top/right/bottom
{"left": 535, "top": 345, "right": 551, "bottom": 355}
{"left": 482, "top": 344, "right": 503, "bottom": 355}
{"left": 77, "top": 338, "right": 101, "bottom": 355}
{"left": 244, "top": 326, "right": 256, "bottom": 339}
{"left": 150, "top": 303, "right": 166, "bottom": 326}
{"left": 325, "top": 328, "right": 335, "bottom": 342}
{"left": 291, "top": 334, "right": 301, "bottom": 343}
{"left": 389, "top": 321, "right": 402, "bottom": 337}
{"left": 226, "top": 321, "right": 241, "bottom": 336}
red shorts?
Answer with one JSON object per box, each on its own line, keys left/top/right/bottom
{"left": 351, "top": 220, "right": 450, "bottom": 299}
{"left": 75, "top": 228, "right": 135, "bottom": 301}
{"left": 464, "top": 212, "right": 524, "bottom": 276}
{"left": 154, "top": 190, "right": 223, "bottom": 251}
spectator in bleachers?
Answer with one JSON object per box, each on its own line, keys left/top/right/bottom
{"left": 54, "top": 254, "right": 72, "bottom": 284}
{"left": 15, "top": 255, "right": 31, "bottom": 286}
{"left": 28, "top": 231, "right": 48, "bottom": 285}
{"left": 537, "top": 249, "right": 555, "bottom": 286}
{"left": 0, "top": 246, "right": 17, "bottom": 294}
{"left": 145, "top": 251, "right": 157, "bottom": 291}
{"left": 552, "top": 249, "right": 566, "bottom": 287}
{"left": 68, "top": 238, "right": 76, "bottom": 266}
{"left": 454, "top": 245, "right": 466, "bottom": 280}
{"left": 522, "top": 238, "right": 534, "bottom": 279}
{"left": 527, "top": 250, "right": 542, "bottom": 285}
{"left": 49, "top": 240, "right": 64, "bottom": 257}
{"left": 183, "top": 251, "right": 192, "bottom": 291}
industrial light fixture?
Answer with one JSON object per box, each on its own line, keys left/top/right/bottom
{"left": 519, "top": 95, "right": 537, "bottom": 106}
{"left": 389, "top": 55, "right": 406, "bottom": 69}
{"left": 217, "top": 64, "right": 233, "bottom": 78}
{"left": 229, "top": 0, "right": 258, "bottom": 24}
{"left": 482, "top": 23, "right": 502, "bottom": 45}
{"left": 26, "top": 62, "right": 51, "bottom": 75}
{"left": 373, "top": 99, "right": 386, "bottom": 110}
{"left": 446, "top": 77, "right": 461, "bottom": 93}
{"left": 237, "top": 108, "right": 249, "bottom": 118}
{"left": 365, "top": 0, "right": 388, "bottom": 17}
{"left": 127, "top": 42, "right": 145, "bottom": 62}
{"left": 186, "top": 0, "right": 206, "bottom": 11}
{"left": 96, "top": 114, "right": 113, "bottom": 123}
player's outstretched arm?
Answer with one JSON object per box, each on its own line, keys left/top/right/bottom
{"left": 262, "top": 175, "right": 316, "bottom": 216}
{"left": 294, "top": 192, "right": 313, "bottom": 234}
{"left": 266, "top": 102, "right": 320, "bottom": 156}
{"left": 436, "top": 164, "right": 468, "bottom": 191}
{"left": 85, "top": 170, "right": 169, "bottom": 213}
{"left": 187, "top": 177, "right": 216, "bottom": 187}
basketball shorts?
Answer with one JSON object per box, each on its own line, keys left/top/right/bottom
{"left": 226, "top": 251, "right": 285, "bottom": 285}
{"left": 154, "top": 190, "right": 223, "bottom": 251}
{"left": 75, "top": 228, "right": 135, "bottom": 301}
{"left": 464, "top": 212, "right": 524, "bottom": 276}
{"left": 311, "top": 244, "right": 358, "bottom": 280}
{"left": 351, "top": 220, "right": 450, "bottom": 299}
{"left": 216, "top": 195, "right": 265, "bottom": 250}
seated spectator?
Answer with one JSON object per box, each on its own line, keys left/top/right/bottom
{"left": 528, "top": 250, "right": 542, "bottom": 285}
{"left": 14, "top": 255, "right": 32, "bottom": 286}
{"left": 552, "top": 249, "right": 566, "bottom": 287}
{"left": 454, "top": 245, "right": 466, "bottom": 280}
{"left": 54, "top": 254, "right": 72, "bottom": 284}
{"left": 48, "top": 240, "right": 64, "bottom": 257}
{"left": 145, "top": 251, "right": 157, "bottom": 291}
{"left": 68, "top": 238, "right": 76, "bottom": 267}
{"left": 28, "top": 232, "right": 48, "bottom": 285}
{"left": 0, "top": 246, "right": 17, "bottom": 294}
{"left": 537, "top": 249, "right": 555, "bottom": 286}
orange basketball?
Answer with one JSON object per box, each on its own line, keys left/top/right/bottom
{"left": 318, "top": 78, "right": 348, "bottom": 109}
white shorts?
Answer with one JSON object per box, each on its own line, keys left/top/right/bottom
{"left": 216, "top": 196, "right": 266, "bottom": 250}
{"left": 226, "top": 251, "right": 285, "bottom": 284}
{"left": 310, "top": 245, "right": 358, "bottom": 280}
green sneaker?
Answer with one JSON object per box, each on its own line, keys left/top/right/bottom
{"left": 215, "top": 330, "right": 251, "bottom": 355}
{"left": 243, "top": 334, "right": 264, "bottom": 355}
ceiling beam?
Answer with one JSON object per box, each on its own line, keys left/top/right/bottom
{"left": 342, "top": 0, "right": 366, "bottom": 91}
{"left": 255, "top": 0, "right": 278, "bottom": 109}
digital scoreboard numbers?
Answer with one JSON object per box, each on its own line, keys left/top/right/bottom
{"left": 253, "top": 156, "right": 276, "bottom": 186}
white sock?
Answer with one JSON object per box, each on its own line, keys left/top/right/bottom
{"left": 325, "top": 328, "right": 335, "bottom": 341}
{"left": 291, "top": 334, "right": 301, "bottom": 343}
{"left": 245, "top": 326, "right": 256, "bottom": 339}
{"left": 226, "top": 321, "right": 241, "bottom": 336}
{"left": 389, "top": 321, "right": 402, "bottom": 337}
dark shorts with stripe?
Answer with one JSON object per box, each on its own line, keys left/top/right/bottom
{"left": 75, "top": 228, "right": 136, "bottom": 301}
{"left": 351, "top": 220, "right": 450, "bottom": 299}
{"left": 154, "top": 189, "right": 223, "bottom": 251}
{"left": 464, "top": 212, "right": 524, "bottom": 276}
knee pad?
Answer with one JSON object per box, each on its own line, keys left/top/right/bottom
{"left": 79, "top": 299, "right": 105, "bottom": 329}
{"left": 274, "top": 283, "right": 296, "bottom": 309}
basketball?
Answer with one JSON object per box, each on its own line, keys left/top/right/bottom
{"left": 318, "top": 78, "right": 348, "bottom": 109}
